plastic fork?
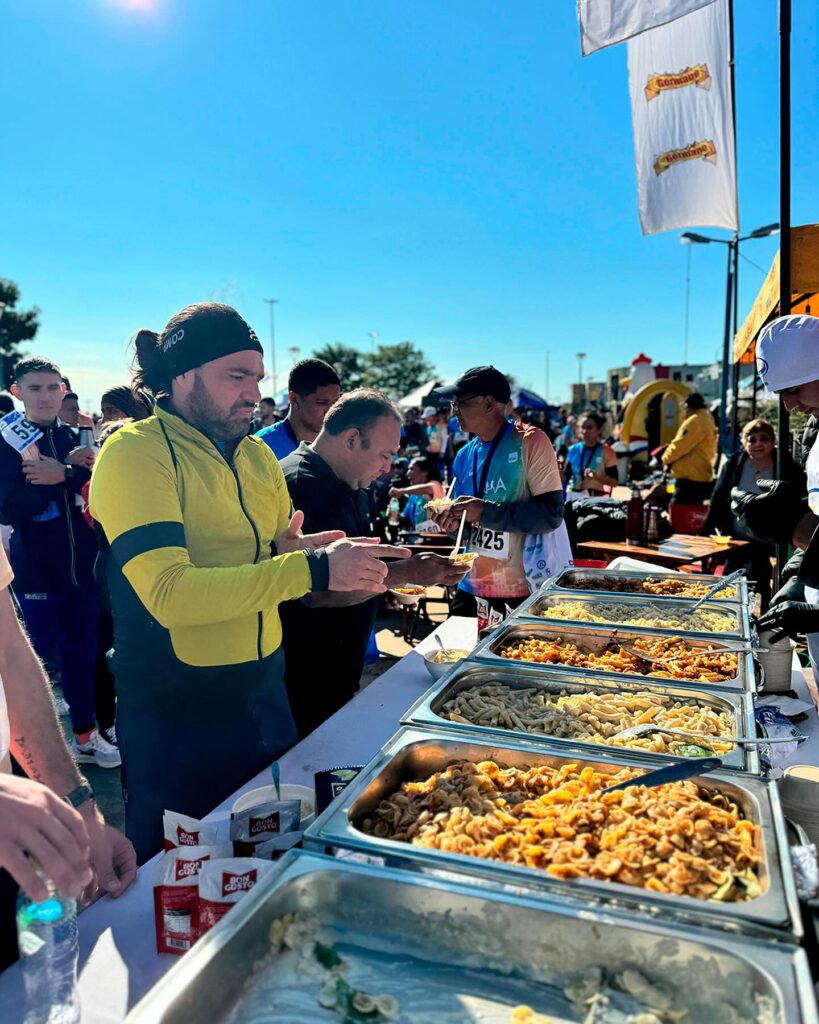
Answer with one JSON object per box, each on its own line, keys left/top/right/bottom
{"left": 611, "top": 722, "right": 804, "bottom": 746}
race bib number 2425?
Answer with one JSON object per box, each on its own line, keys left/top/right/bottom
{"left": 468, "top": 524, "right": 511, "bottom": 561}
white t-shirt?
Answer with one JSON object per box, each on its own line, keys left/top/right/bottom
{"left": 0, "top": 547, "right": 14, "bottom": 772}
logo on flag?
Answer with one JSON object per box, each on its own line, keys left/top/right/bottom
{"left": 644, "top": 64, "right": 711, "bottom": 100}
{"left": 654, "top": 139, "right": 717, "bottom": 175}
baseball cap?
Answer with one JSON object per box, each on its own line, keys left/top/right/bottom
{"left": 421, "top": 405, "right": 438, "bottom": 418}
{"left": 757, "top": 314, "right": 819, "bottom": 393}
{"left": 435, "top": 366, "right": 511, "bottom": 403}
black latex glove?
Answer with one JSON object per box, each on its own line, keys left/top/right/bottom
{"left": 780, "top": 548, "right": 804, "bottom": 584}
{"left": 757, "top": 600, "right": 819, "bottom": 643}
{"left": 768, "top": 575, "right": 806, "bottom": 609}
{"left": 730, "top": 479, "right": 806, "bottom": 544}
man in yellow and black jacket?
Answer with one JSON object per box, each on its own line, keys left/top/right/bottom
{"left": 90, "top": 303, "right": 407, "bottom": 862}
{"left": 661, "top": 392, "right": 717, "bottom": 504}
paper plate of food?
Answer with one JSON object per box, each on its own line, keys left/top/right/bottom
{"left": 390, "top": 584, "right": 427, "bottom": 606}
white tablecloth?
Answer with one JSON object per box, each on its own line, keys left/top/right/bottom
{"left": 0, "top": 617, "right": 477, "bottom": 1023}
{"left": 3, "top": 617, "right": 818, "bottom": 1022}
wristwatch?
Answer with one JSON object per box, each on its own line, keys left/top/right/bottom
{"left": 63, "top": 782, "right": 95, "bottom": 810}
{"left": 64, "top": 464, "right": 76, "bottom": 480}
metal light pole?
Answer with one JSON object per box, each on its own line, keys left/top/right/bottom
{"left": 680, "top": 224, "right": 779, "bottom": 454}
{"left": 368, "top": 331, "right": 379, "bottom": 352}
{"left": 545, "top": 351, "right": 550, "bottom": 405}
{"left": 263, "top": 298, "right": 278, "bottom": 394}
{"left": 680, "top": 236, "right": 693, "bottom": 365}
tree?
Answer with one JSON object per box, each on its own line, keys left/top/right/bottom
{"left": 363, "top": 341, "right": 435, "bottom": 401}
{"left": 0, "top": 280, "right": 40, "bottom": 389}
{"left": 312, "top": 342, "right": 367, "bottom": 391}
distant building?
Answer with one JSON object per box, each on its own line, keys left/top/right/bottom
{"left": 606, "top": 361, "right": 721, "bottom": 406}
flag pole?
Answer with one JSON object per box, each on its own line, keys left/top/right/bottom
{"left": 776, "top": 0, "right": 792, "bottom": 581}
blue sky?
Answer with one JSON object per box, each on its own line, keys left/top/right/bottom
{"left": 2, "top": 0, "right": 817, "bottom": 409}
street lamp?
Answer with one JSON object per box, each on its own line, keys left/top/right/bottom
{"left": 679, "top": 223, "right": 779, "bottom": 453}
{"left": 287, "top": 346, "right": 301, "bottom": 365}
{"left": 368, "top": 331, "right": 379, "bottom": 352}
{"left": 575, "top": 352, "right": 587, "bottom": 386}
{"left": 263, "top": 298, "right": 279, "bottom": 394}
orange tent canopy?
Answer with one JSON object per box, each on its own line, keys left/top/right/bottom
{"left": 733, "top": 223, "right": 819, "bottom": 364}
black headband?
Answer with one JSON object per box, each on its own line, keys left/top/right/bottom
{"left": 161, "top": 305, "right": 263, "bottom": 379}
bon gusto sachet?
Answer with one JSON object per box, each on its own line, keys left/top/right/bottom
{"left": 197, "top": 857, "right": 276, "bottom": 933}
{"left": 153, "top": 843, "right": 231, "bottom": 955}
{"left": 229, "top": 799, "right": 300, "bottom": 856}
{"left": 163, "top": 808, "right": 230, "bottom": 851}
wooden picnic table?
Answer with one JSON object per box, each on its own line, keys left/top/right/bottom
{"left": 575, "top": 533, "right": 751, "bottom": 573}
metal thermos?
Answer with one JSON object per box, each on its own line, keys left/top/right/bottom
{"left": 78, "top": 427, "right": 95, "bottom": 449}
{"left": 646, "top": 505, "right": 660, "bottom": 543}
{"left": 626, "top": 486, "right": 644, "bottom": 545}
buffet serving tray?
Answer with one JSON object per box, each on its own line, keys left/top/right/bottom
{"left": 468, "top": 620, "right": 755, "bottom": 694}
{"left": 401, "top": 661, "right": 759, "bottom": 773}
{"left": 304, "top": 727, "right": 800, "bottom": 940}
{"left": 543, "top": 566, "right": 748, "bottom": 605}
{"left": 509, "top": 589, "right": 751, "bottom": 640}
{"left": 126, "top": 849, "right": 816, "bottom": 1024}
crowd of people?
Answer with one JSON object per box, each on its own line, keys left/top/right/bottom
{"left": 0, "top": 301, "right": 572, "bottom": 970}
{"left": 4, "top": 299, "right": 819, "bottom": 978}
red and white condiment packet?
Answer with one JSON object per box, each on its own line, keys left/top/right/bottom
{"left": 163, "top": 809, "right": 229, "bottom": 851}
{"left": 153, "top": 843, "right": 231, "bottom": 955}
{"left": 197, "top": 857, "right": 276, "bottom": 934}
{"left": 229, "top": 800, "right": 300, "bottom": 857}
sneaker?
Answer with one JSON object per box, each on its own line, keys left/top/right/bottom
{"left": 100, "top": 724, "right": 118, "bottom": 747}
{"left": 71, "top": 729, "right": 121, "bottom": 769}
{"left": 52, "top": 693, "right": 70, "bottom": 717}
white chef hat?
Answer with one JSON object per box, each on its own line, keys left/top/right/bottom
{"left": 757, "top": 314, "right": 819, "bottom": 393}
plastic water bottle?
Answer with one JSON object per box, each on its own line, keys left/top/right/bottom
{"left": 388, "top": 496, "right": 401, "bottom": 526}
{"left": 16, "top": 874, "right": 80, "bottom": 1024}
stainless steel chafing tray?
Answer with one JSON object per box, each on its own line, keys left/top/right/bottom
{"left": 509, "top": 589, "right": 751, "bottom": 639}
{"left": 468, "top": 620, "right": 756, "bottom": 694}
{"left": 401, "top": 661, "right": 759, "bottom": 773}
{"left": 126, "top": 849, "right": 817, "bottom": 1024}
{"left": 304, "top": 727, "right": 800, "bottom": 940}
{"left": 543, "top": 566, "right": 748, "bottom": 605}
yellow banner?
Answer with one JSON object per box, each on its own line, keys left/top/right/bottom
{"left": 653, "top": 139, "right": 717, "bottom": 176}
{"left": 645, "top": 64, "right": 711, "bottom": 101}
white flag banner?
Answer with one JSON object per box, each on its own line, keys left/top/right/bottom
{"left": 628, "top": 0, "right": 738, "bottom": 235}
{"left": 578, "top": 0, "right": 717, "bottom": 57}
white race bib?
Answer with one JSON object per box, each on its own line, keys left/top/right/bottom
{"left": 0, "top": 411, "right": 42, "bottom": 455}
{"left": 468, "top": 524, "right": 511, "bottom": 561}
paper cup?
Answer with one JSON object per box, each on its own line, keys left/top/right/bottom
{"left": 232, "top": 783, "right": 315, "bottom": 828}
{"left": 780, "top": 765, "right": 819, "bottom": 849}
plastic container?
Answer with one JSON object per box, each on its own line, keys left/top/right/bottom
{"left": 756, "top": 629, "right": 794, "bottom": 694}
{"left": 16, "top": 875, "right": 80, "bottom": 1024}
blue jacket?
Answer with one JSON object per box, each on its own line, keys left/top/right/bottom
{"left": 0, "top": 421, "right": 95, "bottom": 593}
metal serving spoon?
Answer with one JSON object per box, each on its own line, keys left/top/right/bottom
{"left": 611, "top": 722, "right": 804, "bottom": 746}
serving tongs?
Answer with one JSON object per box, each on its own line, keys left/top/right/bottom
{"left": 600, "top": 756, "right": 722, "bottom": 794}
{"left": 686, "top": 568, "right": 746, "bottom": 612}
{"left": 611, "top": 722, "right": 804, "bottom": 747}
{"left": 613, "top": 631, "right": 751, "bottom": 664}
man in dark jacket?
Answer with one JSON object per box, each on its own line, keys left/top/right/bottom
{"left": 0, "top": 356, "right": 119, "bottom": 768}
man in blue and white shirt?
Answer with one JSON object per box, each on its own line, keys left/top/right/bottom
{"left": 257, "top": 359, "right": 340, "bottom": 460}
